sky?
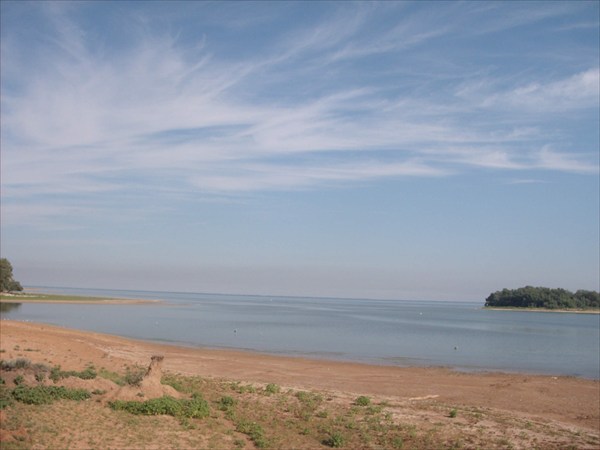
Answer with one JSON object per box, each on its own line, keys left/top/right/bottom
{"left": 1, "top": 1, "right": 598, "bottom": 301}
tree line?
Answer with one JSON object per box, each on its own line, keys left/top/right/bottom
{"left": 485, "top": 286, "right": 599, "bottom": 310}
{"left": 0, "top": 258, "right": 23, "bottom": 292}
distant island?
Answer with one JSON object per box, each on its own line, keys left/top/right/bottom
{"left": 485, "top": 286, "right": 599, "bottom": 311}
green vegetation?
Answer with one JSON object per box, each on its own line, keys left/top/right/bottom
{"left": 324, "top": 431, "right": 346, "bottom": 448}
{"left": 485, "top": 286, "right": 599, "bottom": 310}
{"left": 235, "top": 419, "right": 269, "bottom": 448}
{"left": 49, "top": 365, "right": 97, "bottom": 382}
{"left": 98, "top": 368, "right": 126, "bottom": 386}
{"left": 109, "top": 394, "right": 210, "bottom": 420}
{"left": 0, "top": 258, "right": 22, "bottom": 292}
{"left": 265, "top": 383, "right": 280, "bottom": 395}
{"left": 3, "top": 363, "right": 595, "bottom": 448}
{"left": 11, "top": 385, "right": 91, "bottom": 405}
{"left": 218, "top": 395, "right": 236, "bottom": 411}
{"left": 355, "top": 395, "right": 371, "bottom": 406}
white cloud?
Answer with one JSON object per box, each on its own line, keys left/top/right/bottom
{"left": 535, "top": 146, "right": 599, "bottom": 174}
{"left": 477, "top": 68, "right": 600, "bottom": 112}
{"left": 1, "top": 1, "right": 598, "bottom": 226}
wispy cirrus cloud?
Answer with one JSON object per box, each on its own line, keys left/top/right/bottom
{"left": 1, "top": 1, "right": 598, "bottom": 230}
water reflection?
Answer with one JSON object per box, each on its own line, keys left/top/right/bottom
{"left": 0, "top": 302, "right": 21, "bottom": 313}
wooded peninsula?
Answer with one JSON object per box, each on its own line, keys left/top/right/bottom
{"left": 485, "top": 286, "right": 599, "bottom": 311}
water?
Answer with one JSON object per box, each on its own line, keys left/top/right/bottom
{"left": 2, "top": 287, "right": 599, "bottom": 379}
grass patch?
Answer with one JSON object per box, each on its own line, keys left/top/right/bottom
{"left": 98, "top": 368, "right": 126, "bottom": 386}
{"left": 109, "top": 393, "right": 210, "bottom": 420}
{"left": 0, "top": 385, "right": 13, "bottom": 409}
{"left": 218, "top": 395, "right": 236, "bottom": 411}
{"left": 11, "top": 385, "right": 91, "bottom": 405}
{"left": 235, "top": 419, "right": 269, "bottom": 448}
{"left": 355, "top": 395, "right": 371, "bottom": 406}
{"left": 323, "top": 431, "right": 345, "bottom": 448}
{"left": 265, "top": 383, "right": 280, "bottom": 395}
{"left": 49, "top": 365, "right": 97, "bottom": 382}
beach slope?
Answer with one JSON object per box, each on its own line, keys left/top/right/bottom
{"left": 1, "top": 320, "right": 598, "bottom": 448}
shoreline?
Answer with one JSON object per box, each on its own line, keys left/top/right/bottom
{"left": 483, "top": 306, "right": 600, "bottom": 314}
{"left": 0, "top": 292, "right": 161, "bottom": 305}
{"left": 1, "top": 319, "right": 598, "bottom": 433}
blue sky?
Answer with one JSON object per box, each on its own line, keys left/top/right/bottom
{"left": 1, "top": 1, "right": 598, "bottom": 301}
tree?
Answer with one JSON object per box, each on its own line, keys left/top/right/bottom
{"left": 0, "top": 258, "right": 23, "bottom": 292}
{"left": 485, "top": 286, "right": 599, "bottom": 310}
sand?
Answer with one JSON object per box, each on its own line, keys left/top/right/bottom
{"left": 1, "top": 319, "right": 598, "bottom": 434}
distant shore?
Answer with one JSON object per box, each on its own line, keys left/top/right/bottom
{"left": 0, "top": 292, "right": 160, "bottom": 305}
{"left": 484, "top": 306, "right": 600, "bottom": 314}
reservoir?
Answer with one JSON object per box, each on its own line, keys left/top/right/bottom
{"left": 2, "top": 287, "right": 598, "bottom": 379}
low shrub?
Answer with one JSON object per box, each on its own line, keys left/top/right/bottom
{"left": 449, "top": 408, "right": 458, "bottom": 418}
{"left": 11, "top": 385, "right": 91, "bottom": 405}
{"left": 265, "top": 383, "right": 280, "bottom": 395}
{"left": 109, "top": 393, "right": 210, "bottom": 419}
{"left": 236, "top": 419, "right": 269, "bottom": 448}
{"left": 49, "top": 365, "right": 97, "bottom": 383}
{"left": 0, "top": 358, "right": 31, "bottom": 371}
{"left": 324, "top": 431, "right": 345, "bottom": 448}
{"left": 218, "top": 395, "right": 236, "bottom": 411}
{"left": 296, "top": 391, "right": 323, "bottom": 405}
{"left": 355, "top": 395, "right": 371, "bottom": 406}
{"left": 124, "top": 366, "right": 146, "bottom": 387}
{"left": 0, "top": 385, "right": 13, "bottom": 409}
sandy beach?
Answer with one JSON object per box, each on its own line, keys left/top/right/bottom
{"left": 1, "top": 319, "right": 598, "bottom": 449}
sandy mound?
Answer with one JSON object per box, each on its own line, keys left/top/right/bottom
{"left": 108, "top": 355, "right": 181, "bottom": 401}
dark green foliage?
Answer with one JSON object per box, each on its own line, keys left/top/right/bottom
{"left": 0, "top": 258, "right": 23, "bottom": 292}
{"left": 449, "top": 408, "right": 458, "bottom": 418}
{"left": 11, "top": 385, "right": 91, "bottom": 405}
{"left": 218, "top": 395, "right": 236, "bottom": 411}
{"left": 13, "top": 375, "right": 24, "bottom": 386}
{"left": 355, "top": 395, "right": 371, "bottom": 406}
{"left": 485, "top": 286, "right": 600, "bottom": 309}
{"left": 324, "top": 432, "right": 345, "bottom": 448}
{"left": 109, "top": 393, "right": 210, "bottom": 419}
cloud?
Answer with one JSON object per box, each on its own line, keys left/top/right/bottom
{"left": 535, "top": 146, "right": 599, "bottom": 174}
{"left": 490, "top": 68, "right": 600, "bottom": 112}
{"left": 1, "top": 1, "right": 598, "bottom": 229}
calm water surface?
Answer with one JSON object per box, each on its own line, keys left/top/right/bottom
{"left": 2, "top": 287, "right": 599, "bottom": 379}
